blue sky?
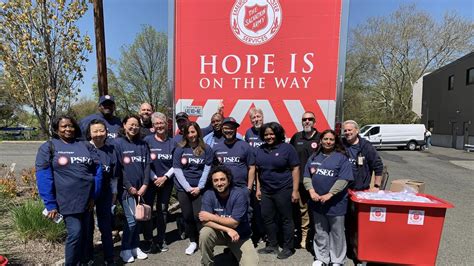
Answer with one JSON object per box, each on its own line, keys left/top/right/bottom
{"left": 76, "top": 0, "right": 473, "bottom": 99}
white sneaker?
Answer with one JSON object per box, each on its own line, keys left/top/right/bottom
{"left": 185, "top": 242, "right": 197, "bottom": 255}
{"left": 120, "top": 250, "right": 134, "bottom": 263}
{"left": 312, "top": 260, "right": 324, "bottom": 266}
{"left": 132, "top": 247, "right": 148, "bottom": 260}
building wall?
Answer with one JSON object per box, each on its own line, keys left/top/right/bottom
{"left": 411, "top": 75, "right": 424, "bottom": 118}
{"left": 422, "top": 52, "right": 474, "bottom": 149}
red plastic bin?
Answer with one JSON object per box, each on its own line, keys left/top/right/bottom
{"left": 349, "top": 191, "right": 454, "bottom": 265}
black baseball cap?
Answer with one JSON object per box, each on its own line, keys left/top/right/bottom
{"left": 222, "top": 117, "right": 240, "bottom": 128}
{"left": 176, "top": 112, "right": 189, "bottom": 121}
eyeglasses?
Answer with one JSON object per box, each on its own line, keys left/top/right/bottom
{"left": 302, "top": 117, "right": 315, "bottom": 122}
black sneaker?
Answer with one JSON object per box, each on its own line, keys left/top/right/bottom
{"left": 257, "top": 246, "right": 279, "bottom": 254}
{"left": 277, "top": 249, "right": 293, "bottom": 259}
{"left": 141, "top": 240, "right": 153, "bottom": 253}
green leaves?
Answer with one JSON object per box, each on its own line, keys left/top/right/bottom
{"left": 1, "top": 0, "right": 91, "bottom": 136}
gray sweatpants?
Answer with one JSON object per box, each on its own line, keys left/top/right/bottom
{"left": 312, "top": 211, "right": 346, "bottom": 264}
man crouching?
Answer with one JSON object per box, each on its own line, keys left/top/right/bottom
{"left": 199, "top": 165, "right": 258, "bottom": 265}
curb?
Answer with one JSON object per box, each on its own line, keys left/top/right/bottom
{"left": 0, "top": 141, "right": 44, "bottom": 144}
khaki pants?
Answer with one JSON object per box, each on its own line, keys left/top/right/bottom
{"left": 199, "top": 226, "right": 259, "bottom": 266}
{"left": 299, "top": 187, "right": 311, "bottom": 247}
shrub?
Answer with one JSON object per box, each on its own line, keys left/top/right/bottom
{"left": 0, "top": 178, "right": 17, "bottom": 199}
{"left": 11, "top": 200, "right": 66, "bottom": 242}
{"left": 0, "top": 164, "right": 17, "bottom": 199}
{"left": 20, "top": 167, "right": 38, "bottom": 199}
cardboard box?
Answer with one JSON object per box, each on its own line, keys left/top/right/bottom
{"left": 390, "top": 179, "right": 425, "bottom": 193}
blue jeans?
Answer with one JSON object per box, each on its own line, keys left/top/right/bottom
{"left": 64, "top": 212, "right": 92, "bottom": 265}
{"left": 121, "top": 195, "right": 140, "bottom": 250}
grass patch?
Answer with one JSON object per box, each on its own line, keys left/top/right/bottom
{"left": 10, "top": 200, "right": 66, "bottom": 242}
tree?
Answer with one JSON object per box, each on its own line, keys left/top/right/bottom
{"left": 110, "top": 25, "right": 169, "bottom": 114}
{"left": 344, "top": 5, "right": 473, "bottom": 124}
{"left": 0, "top": 0, "right": 92, "bottom": 136}
{"left": 69, "top": 97, "right": 98, "bottom": 121}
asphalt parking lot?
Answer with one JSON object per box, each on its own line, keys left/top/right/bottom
{"left": 1, "top": 142, "right": 473, "bottom": 265}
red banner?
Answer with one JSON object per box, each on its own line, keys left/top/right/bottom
{"left": 175, "top": 0, "right": 342, "bottom": 136}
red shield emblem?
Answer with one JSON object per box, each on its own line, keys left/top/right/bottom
{"left": 244, "top": 4, "right": 268, "bottom": 33}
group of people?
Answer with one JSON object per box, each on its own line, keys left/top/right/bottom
{"left": 36, "top": 95, "right": 384, "bottom": 266}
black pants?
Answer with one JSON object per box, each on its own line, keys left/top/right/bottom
{"left": 142, "top": 180, "right": 174, "bottom": 245}
{"left": 250, "top": 189, "right": 266, "bottom": 243}
{"left": 177, "top": 191, "right": 202, "bottom": 243}
{"left": 261, "top": 187, "right": 294, "bottom": 250}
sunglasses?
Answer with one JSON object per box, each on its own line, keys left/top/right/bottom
{"left": 302, "top": 117, "right": 315, "bottom": 122}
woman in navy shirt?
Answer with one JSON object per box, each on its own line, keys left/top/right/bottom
{"left": 85, "top": 119, "right": 116, "bottom": 264}
{"left": 254, "top": 122, "right": 300, "bottom": 260}
{"left": 173, "top": 121, "right": 213, "bottom": 255}
{"left": 303, "top": 129, "right": 353, "bottom": 266}
{"left": 36, "top": 115, "right": 102, "bottom": 266}
{"left": 114, "top": 115, "right": 150, "bottom": 263}
{"left": 142, "top": 112, "right": 175, "bottom": 253}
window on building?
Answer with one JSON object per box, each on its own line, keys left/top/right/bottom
{"left": 467, "top": 68, "right": 474, "bottom": 85}
{"left": 448, "top": 75, "right": 454, "bottom": 90}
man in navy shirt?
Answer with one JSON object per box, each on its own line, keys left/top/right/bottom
{"left": 199, "top": 166, "right": 258, "bottom": 266}
{"left": 244, "top": 107, "right": 265, "bottom": 148}
{"left": 139, "top": 102, "right": 154, "bottom": 136}
{"left": 79, "top": 95, "right": 122, "bottom": 140}
{"left": 342, "top": 120, "right": 383, "bottom": 191}
{"left": 290, "top": 111, "right": 321, "bottom": 249}
{"left": 213, "top": 117, "right": 255, "bottom": 190}
{"left": 173, "top": 112, "right": 189, "bottom": 144}
{"left": 342, "top": 120, "right": 383, "bottom": 263}
{"left": 203, "top": 112, "right": 224, "bottom": 148}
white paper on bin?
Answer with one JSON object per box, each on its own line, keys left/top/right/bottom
{"left": 355, "top": 191, "right": 433, "bottom": 203}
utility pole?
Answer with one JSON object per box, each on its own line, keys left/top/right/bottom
{"left": 93, "top": 0, "right": 108, "bottom": 96}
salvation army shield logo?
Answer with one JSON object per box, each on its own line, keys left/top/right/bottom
{"left": 310, "top": 167, "right": 316, "bottom": 174}
{"left": 244, "top": 4, "right": 268, "bottom": 33}
{"left": 230, "top": 0, "right": 282, "bottom": 46}
{"left": 150, "top": 153, "right": 157, "bottom": 160}
{"left": 181, "top": 157, "right": 188, "bottom": 165}
{"left": 311, "top": 142, "right": 318, "bottom": 149}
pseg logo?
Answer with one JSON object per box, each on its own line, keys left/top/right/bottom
{"left": 230, "top": 0, "right": 282, "bottom": 46}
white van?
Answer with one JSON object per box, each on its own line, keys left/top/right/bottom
{"left": 359, "top": 124, "right": 426, "bottom": 150}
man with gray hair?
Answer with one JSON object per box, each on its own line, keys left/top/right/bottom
{"left": 342, "top": 119, "right": 384, "bottom": 264}
{"left": 290, "top": 111, "right": 320, "bottom": 249}
{"left": 342, "top": 120, "right": 383, "bottom": 191}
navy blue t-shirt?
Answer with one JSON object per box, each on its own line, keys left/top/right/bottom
{"left": 203, "top": 132, "right": 225, "bottom": 148}
{"left": 213, "top": 140, "right": 255, "bottom": 188}
{"left": 144, "top": 135, "right": 175, "bottom": 178}
{"left": 304, "top": 152, "right": 353, "bottom": 216}
{"left": 172, "top": 134, "right": 184, "bottom": 146}
{"left": 173, "top": 144, "right": 213, "bottom": 191}
{"left": 244, "top": 127, "right": 265, "bottom": 148}
{"left": 92, "top": 143, "right": 116, "bottom": 187}
{"left": 254, "top": 143, "right": 300, "bottom": 193}
{"left": 79, "top": 113, "right": 122, "bottom": 140}
{"left": 201, "top": 187, "right": 251, "bottom": 239}
{"left": 35, "top": 139, "right": 98, "bottom": 215}
{"left": 114, "top": 137, "right": 150, "bottom": 197}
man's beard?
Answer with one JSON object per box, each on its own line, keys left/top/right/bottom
{"left": 142, "top": 116, "right": 151, "bottom": 127}
{"left": 303, "top": 125, "right": 313, "bottom": 133}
